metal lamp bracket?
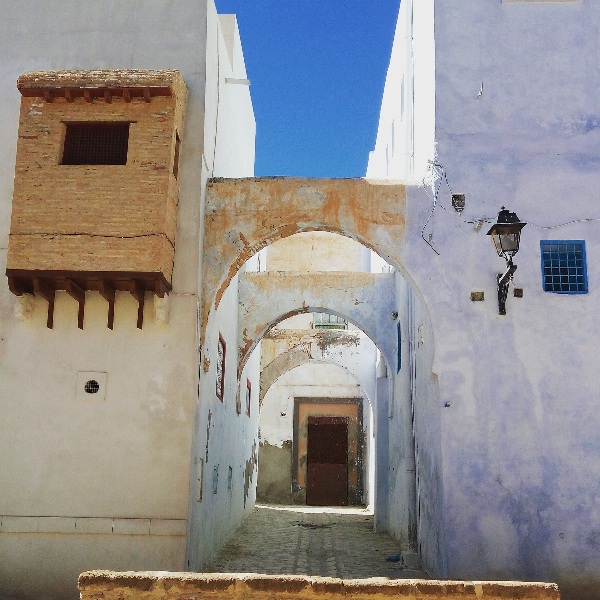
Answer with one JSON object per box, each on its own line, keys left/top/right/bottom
{"left": 497, "top": 262, "right": 517, "bottom": 315}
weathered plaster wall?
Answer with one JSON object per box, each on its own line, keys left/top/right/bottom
{"left": 386, "top": 276, "right": 417, "bottom": 552}
{"left": 405, "top": 279, "right": 443, "bottom": 576}
{"left": 257, "top": 363, "right": 371, "bottom": 506}
{"left": 259, "top": 331, "right": 378, "bottom": 406}
{"left": 238, "top": 271, "right": 397, "bottom": 372}
{"left": 370, "top": 1, "right": 600, "bottom": 597}
{"left": 186, "top": 3, "right": 258, "bottom": 573}
{"left": 260, "top": 366, "right": 365, "bottom": 448}
{"left": 266, "top": 232, "right": 364, "bottom": 273}
{"left": 382, "top": 269, "right": 443, "bottom": 572}
{"left": 425, "top": 3, "right": 600, "bottom": 596}
{"left": 201, "top": 178, "right": 406, "bottom": 351}
{"left": 0, "top": 3, "right": 214, "bottom": 599}
{"left": 188, "top": 271, "right": 260, "bottom": 568}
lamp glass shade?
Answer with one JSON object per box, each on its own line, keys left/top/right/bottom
{"left": 487, "top": 208, "right": 526, "bottom": 260}
{"left": 491, "top": 227, "right": 522, "bottom": 259}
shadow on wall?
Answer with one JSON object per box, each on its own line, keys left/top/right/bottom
{"left": 256, "top": 440, "right": 294, "bottom": 504}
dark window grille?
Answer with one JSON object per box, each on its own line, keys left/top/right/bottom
{"left": 62, "top": 122, "right": 130, "bottom": 165}
{"left": 541, "top": 240, "right": 588, "bottom": 294}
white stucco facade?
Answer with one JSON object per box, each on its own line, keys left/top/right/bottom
{"left": 0, "top": 2, "right": 256, "bottom": 598}
{"left": 2, "top": 2, "right": 599, "bottom": 600}
{"left": 368, "top": 1, "right": 600, "bottom": 598}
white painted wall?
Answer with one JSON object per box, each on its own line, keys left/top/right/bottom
{"left": 367, "top": 0, "right": 435, "bottom": 183}
{"left": 370, "top": 1, "right": 600, "bottom": 596}
{"left": 186, "top": 3, "right": 257, "bottom": 573}
{"left": 0, "top": 1, "right": 256, "bottom": 598}
{"left": 0, "top": 2, "right": 212, "bottom": 598}
{"left": 260, "top": 363, "right": 366, "bottom": 448}
{"left": 259, "top": 361, "right": 373, "bottom": 506}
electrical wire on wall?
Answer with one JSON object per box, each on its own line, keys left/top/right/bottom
{"left": 421, "top": 160, "right": 600, "bottom": 253}
{"left": 420, "top": 169, "right": 441, "bottom": 255}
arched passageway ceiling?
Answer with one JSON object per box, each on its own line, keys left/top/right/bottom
{"left": 238, "top": 270, "right": 396, "bottom": 377}
{"left": 259, "top": 344, "right": 377, "bottom": 408}
{"left": 201, "top": 177, "right": 406, "bottom": 350}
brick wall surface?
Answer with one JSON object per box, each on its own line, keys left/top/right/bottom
{"left": 7, "top": 73, "right": 186, "bottom": 283}
{"left": 79, "top": 572, "right": 560, "bottom": 600}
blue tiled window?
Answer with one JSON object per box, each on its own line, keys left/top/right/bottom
{"left": 540, "top": 240, "right": 588, "bottom": 294}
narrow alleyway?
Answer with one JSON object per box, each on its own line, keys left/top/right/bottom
{"left": 205, "top": 504, "right": 427, "bottom": 579}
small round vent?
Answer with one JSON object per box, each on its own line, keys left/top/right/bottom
{"left": 84, "top": 380, "right": 100, "bottom": 394}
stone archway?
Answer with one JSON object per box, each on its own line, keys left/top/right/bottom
{"left": 200, "top": 177, "right": 406, "bottom": 352}
{"left": 237, "top": 270, "right": 396, "bottom": 378}
{"left": 259, "top": 340, "right": 377, "bottom": 408}
{"left": 259, "top": 347, "right": 311, "bottom": 406}
{"left": 199, "top": 176, "right": 437, "bottom": 557}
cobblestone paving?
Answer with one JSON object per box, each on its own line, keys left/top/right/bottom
{"left": 206, "top": 504, "right": 427, "bottom": 580}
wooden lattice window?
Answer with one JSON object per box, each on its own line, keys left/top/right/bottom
{"left": 62, "top": 122, "right": 130, "bottom": 165}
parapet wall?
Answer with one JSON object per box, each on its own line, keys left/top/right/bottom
{"left": 79, "top": 571, "right": 560, "bottom": 600}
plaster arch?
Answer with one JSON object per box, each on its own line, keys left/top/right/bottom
{"left": 237, "top": 270, "right": 396, "bottom": 379}
{"left": 201, "top": 177, "right": 411, "bottom": 352}
{"left": 259, "top": 337, "right": 378, "bottom": 408}
{"left": 259, "top": 347, "right": 311, "bottom": 406}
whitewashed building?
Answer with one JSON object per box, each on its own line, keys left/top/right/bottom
{"left": 368, "top": 1, "right": 600, "bottom": 598}
{"left": 0, "top": 1, "right": 259, "bottom": 597}
{"left": 0, "top": 2, "right": 598, "bottom": 600}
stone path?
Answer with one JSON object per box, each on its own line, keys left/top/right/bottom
{"left": 206, "top": 504, "right": 427, "bottom": 580}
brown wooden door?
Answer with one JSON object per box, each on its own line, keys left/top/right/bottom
{"left": 306, "top": 416, "right": 349, "bottom": 506}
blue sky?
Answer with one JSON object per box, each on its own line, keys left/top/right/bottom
{"left": 214, "top": 1, "right": 400, "bottom": 178}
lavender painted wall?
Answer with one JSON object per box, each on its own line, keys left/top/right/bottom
{"left": 370, "top": 1, "right": 600, "bottom": 597}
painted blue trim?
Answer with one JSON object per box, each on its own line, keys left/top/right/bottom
{"left": 540, "top": 240, "right": 588, "bottom": 294}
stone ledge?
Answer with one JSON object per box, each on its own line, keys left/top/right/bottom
{"left": 79, "top": 571, "right": 560, "bottom": 600}
{"left": 17, "top": 69, "right": 185, "bottom": 98}
{"left": 0, "top": 517, "right": 186, "bottom": 536}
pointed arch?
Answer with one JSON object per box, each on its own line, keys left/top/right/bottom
{"left": 259, "top": 347, "right": 377, "bottom": 409}
{"left": 237, "top": 270, "right": 396, "bottom": 378}
{"left": 201, "top": 177, "right": 407, "bottom": 351}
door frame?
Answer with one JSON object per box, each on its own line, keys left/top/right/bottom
{"left": 292, "top": 397, "right": 364, "bottom": 505}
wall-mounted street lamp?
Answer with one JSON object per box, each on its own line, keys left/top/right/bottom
{"left": 486, "top": 207, "right": 526, "bottom": 315}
